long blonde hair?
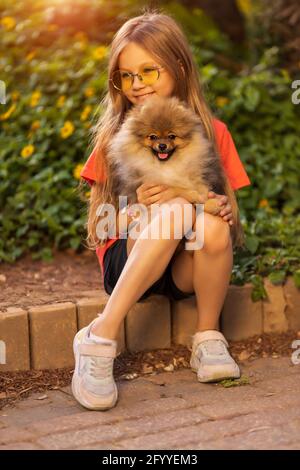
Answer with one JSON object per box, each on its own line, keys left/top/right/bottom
{"left": 81, "top": 8, "right": 244, "bottom": 250}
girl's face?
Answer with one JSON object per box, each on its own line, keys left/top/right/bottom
{"left": 118, "top": 42, "right": 176, "bottom": 106}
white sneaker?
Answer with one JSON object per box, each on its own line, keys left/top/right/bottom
{"left": 190, "top": 329, "right": 241, "bottom": 383}
{"left": 71, "top": 321, "right": 118, "bottom": 410}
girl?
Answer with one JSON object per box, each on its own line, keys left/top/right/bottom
{"left": 72, "top": 10, "right": 251, "bottom": 411}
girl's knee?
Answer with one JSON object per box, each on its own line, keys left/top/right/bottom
{"left": 159, "top": 197, "right": 196, "bottom": 234}
{"left": 193, "top": 212, "right": 231, "bottom": 254}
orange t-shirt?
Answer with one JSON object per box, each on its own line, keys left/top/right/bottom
{"left": 80, "top": 118, "right": 251, "bottom": 279}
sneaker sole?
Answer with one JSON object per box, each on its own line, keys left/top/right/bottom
{"left": 72, "top": 328, "right": 118, "bottom": 411}
{"left": 71, "top": 374, "right": 118, "bottom": 411}
{"left": 190, "top": 357, "right": 241, "bottom": 383}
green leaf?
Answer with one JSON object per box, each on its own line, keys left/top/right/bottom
{"left": 293, "top": 270, "right": 300, "bottom": 289}
{"left": 244, "top": 86, "right": 260, "bottom": 112}
{"left": 245, "top": 235, "right": 259, "bottom": 254}
{"left": 268, "top": 271, "right": 286, "bottom": 285}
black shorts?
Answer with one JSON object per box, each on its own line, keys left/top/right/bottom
{"left": 103, "top": 239, "right": 194, "bottom": 303}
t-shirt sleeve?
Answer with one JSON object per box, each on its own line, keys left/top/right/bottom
{"left": 215, "top": 121, "right": 251, "bottom": 191}
{"left": 80, "top": 146, "right": 107, "bottom": 186}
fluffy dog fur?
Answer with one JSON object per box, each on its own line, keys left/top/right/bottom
{"left": 106, "top": 95, "right": 244, "bottom": 248}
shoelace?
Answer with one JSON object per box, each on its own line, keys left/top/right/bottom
{"left": 89, "top": 356, "right": 114, "bottom": 380}
{"left": 196, "top": 340, "right": 228, "bottom": 357}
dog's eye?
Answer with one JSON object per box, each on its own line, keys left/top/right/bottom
{"left": 148, "top": 134, "right": 158, "bottom": 141}
{"left": 168, "top": 134, "right": 176, "bottom": 140}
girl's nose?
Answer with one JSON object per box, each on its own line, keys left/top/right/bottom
{"left": 132, "top": 75, "right": 145, "bottom": 89}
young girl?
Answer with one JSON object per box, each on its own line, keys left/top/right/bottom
{"left": 72, "top": 11, "right": 251, "bottom": 411}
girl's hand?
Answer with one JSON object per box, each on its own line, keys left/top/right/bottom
{"left": 136, "top": 182, "right": 175, "bottom": 206}
{"left": 208, "top": 191, "right": 233, "bottom": 226}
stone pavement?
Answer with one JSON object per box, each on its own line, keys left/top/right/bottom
{"left": 0, "top": 357, "right": 299, "bottom": 450}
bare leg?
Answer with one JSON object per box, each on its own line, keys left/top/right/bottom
{"left": 170, "top": 213, "right": 233, "bottom": 332}
{"left": 91, "top": 198, "right": 196, "bottom": 340}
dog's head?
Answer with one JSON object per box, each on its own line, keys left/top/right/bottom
{"left": 123, "top": 95, "right": 202, "bottom": 163}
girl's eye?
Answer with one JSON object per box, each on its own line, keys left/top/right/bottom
{"left": 168, "top": 134, "right": 176, "bottom": 140}
{"left": 148, "top": 134, "right": 158, "bottom": 141}
{"left": 120, "top": 72, "right": 131, "bottom": 79}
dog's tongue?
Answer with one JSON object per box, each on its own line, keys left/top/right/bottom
{"left": 158, "top": 153, "right": 169, "bottom": 159}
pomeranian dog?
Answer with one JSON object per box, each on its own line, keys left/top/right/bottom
{"left": 106, "top": 95, "right": 244, "bottom": 248}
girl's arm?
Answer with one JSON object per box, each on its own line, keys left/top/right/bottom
{"left": 160, "top": 185, "right": 222, "bottom": 216}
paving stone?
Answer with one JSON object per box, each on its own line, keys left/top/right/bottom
{"left": 125, "top": 295, "right": 171, "bottom": 352}
{"left": 0, "top": 308, "right": 30, "bottom": 371}
{"left": 221, "top": 284, "right": 263, "bottom": 340}
{"left": 0, "top": 427, "right": 36, "bottom": 445}
{"left": 113, "top": 407, "right": 300, "bottom": 450}
{"left": 201, "top": 420, "right": 300, "bottom": 450}
{"left": 1, "top": 358, "right": 299, "bottom": 450}
{"left": 35, "top": 407, "right": 208, "bottom": 449}
{"left": 29, "top": 302, "right": 77, "bottom": 369}
{"left": 0, "top": 442, "right": 43, "bottom": 450}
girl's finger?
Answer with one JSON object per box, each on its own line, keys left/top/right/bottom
{"left": 219, "top": 197, "right": 228, "bottom": 206}
{"left": 148, "top": 193, "right": 163, "bottom": 205}
{"left": 145, "top": 185, "right": 166, "bottom": 197}
{"left": 220, "top": 207, "right": 231, "bottom": 216}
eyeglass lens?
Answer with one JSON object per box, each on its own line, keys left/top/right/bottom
{"left": 112, "top": 65, "right": 160, "bottom": 91}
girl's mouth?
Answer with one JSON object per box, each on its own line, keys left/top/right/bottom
{"left": 135, "top": 92, "right": 155, "bottom": 101}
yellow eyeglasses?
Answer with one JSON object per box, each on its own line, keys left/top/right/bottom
{"left": 110, "top": 64, "right": 165, "bottom": 92}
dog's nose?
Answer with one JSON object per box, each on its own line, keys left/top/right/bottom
{"left": 158, "top": 143, "right": 167, "bottom": 151}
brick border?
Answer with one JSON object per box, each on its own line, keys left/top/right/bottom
{"left": 0, "top": 277, "right": 299, "bottom": 371}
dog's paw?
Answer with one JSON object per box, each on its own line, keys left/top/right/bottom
{"left": 203, "top": 198, "right": 221, "bottom": 215}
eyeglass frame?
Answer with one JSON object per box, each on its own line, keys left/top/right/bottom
{"left": 109, "top": 64, "right": 165, "bottom": 92}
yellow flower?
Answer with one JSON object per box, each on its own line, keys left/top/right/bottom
{"left": 60, "top": 121, "right": 75, "bottom": 139}
{"left": 21, "top": 145, "right": 35, "bottom": 158}
{"left": 1, "top": 16, "right": 16, "bottom": 31}
{"left": 92, "top": 46, "right": 108, "bottom": 61}
{"left": 85, "top": 190, "right": 91, "bottom": 198}
{"left": 84, "top": 87, "right": 95, "bottom": 98}
{"left": 80, "top": 105, "right": 92, "bottom": 121}
{"left": 30, "top": 91, "right": 41, "bottom": 107}
{"left": 216, "top": 96, "right": 229, "bottom": 107}
{"left": 11, "top": 91, "right": 20, "bottom": 101}
{"left": 26, "top": 50, "right": 37, "bottom": 62}
{"left": 0, "top": 103, "right": 16, "bottom": 121}
{"left": 236, "top": 0, "right": 253, "bottom": 16}
{"left": 56, "top": 95, "right": 66, "bottom": 108}
{"left": 30, "top": 120, "right": 40, "bottom": 131}
{"left": 280, "top": 69, "right": 290, "bottom": 81}
{"left": 258, "top": 199, "right": 269, "bottom": 208}
{"left": 73, "top": 163, "right": 84, "bottom": 180}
